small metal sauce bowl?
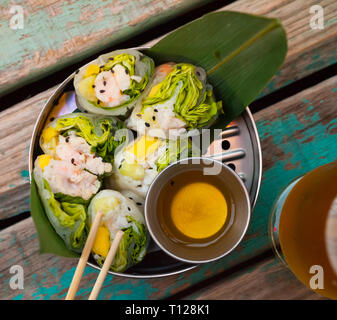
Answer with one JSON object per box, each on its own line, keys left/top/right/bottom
{"left": 144, "top": 156, "right": 251, "bottom": 264}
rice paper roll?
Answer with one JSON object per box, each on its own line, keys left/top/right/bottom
{"left": 33, "top": 113, "right": 126, "bottom": 252}
{"left": 126, "top": 63, "right": 222, "bottom": 139}
{"left": 33, "top": 159, "right": 89, "bottom": 252}
{"left": 74, "top": 49, "right": 154, "bottom": 116}
{"left": 89, "top": 190, "right": 148, "bottom": 272}
{"left": 106, "top": 135, "right": 197, "bottom": 197}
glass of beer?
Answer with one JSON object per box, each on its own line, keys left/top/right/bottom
{"left": 270, "top": 161, "right": 337, "bottom": 300}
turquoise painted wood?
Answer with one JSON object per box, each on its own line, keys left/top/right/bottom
{"left": 0, "top": 0, "right": 212, "bottom": 96}
{"left": 184, "top": 256, "right": 327, "bottom": 300}
{"left": 0, "top": 0, "right": 337, "bottom": 300}
{"left": 1, "top": 0, "right": 337, "bottom": 99}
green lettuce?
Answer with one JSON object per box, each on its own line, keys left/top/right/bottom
{"left": 43, "top": 179, "right": 87, "bottom": 251}
{"left": 102, "top": 53, "right": 136, "bottom": 73}
{"left": 142, "top": 63, "right": 222, "bottom": 129}
{"left": 54, "top": 114, "right": 125, "bottom": 164}
{"left": 183, "top": 89, "right": 221, "bottom": 128}
{"left": 109, "top": 216, "right": 148, "bottom": 272}
{"left": 54, "top": 192, "right": 91, "bottom": 206}
{"left": 156, "top": 138, "right": 199, "bottom": 172}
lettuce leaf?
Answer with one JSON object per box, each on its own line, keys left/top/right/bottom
{"left": 43, "top": 179, "right": 87, "bottom": 252}
{"left": 182, "top": 89, "right": 222, "bottom": 128}
{"left": 30, "top": 176, "right": 79, "bottom": 257}
{"left": 54, "top": 114, "right": 125, "bottom": 164}
{"left": 90, "top": 121, "right": 126, "bottom": 164}
{"left": 142, "top": 63, "right": 222, "bottom": 129}
{"left": 54, "top": 192, "right": 91, "bottom": 206}
{"left": 102, "top": 53, "right": 136, "bottom": 74}
{"left": 156, "top": 138, "right": 198, "bottom": 172}
{"left": 127, "top": 216, "right": 148, "bottom": 264}
{"left": 110, "top": 216, "right": 148, "bottom": 272}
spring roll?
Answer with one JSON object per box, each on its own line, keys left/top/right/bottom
{"left": 106, "top": 135, "right": 197, "bottom": 197}
{"left": 126, "top": 63, "right": 222, "bottom": 138}
{"left": 33, "top": 113, "right": 125, "bottom": 252}
{"left": 89, "top": 190, "right": 148, "bottom": 272}
{"left": 74, "top": 49, "right": 154, "bottom": 116}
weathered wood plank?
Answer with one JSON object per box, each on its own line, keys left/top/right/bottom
{"left": 0, "top": 87, "right": 56, "bottom": 219}
{"left": 0, "top": 76, "right": 336, "bottom": 299}
{"left": 247, "top": 75, "right": 337, "bottom": 261}
{"left": 0, "top": 0, "right": 212, "bottom": 96}
{"left": 1, "top": 0, "right": 336, "bottom": 98}
{"left": 0, "top": 218, "right": 255, "bottom": 300}
{"left": 184, "top": 256, "right": 328, "bottom": 300}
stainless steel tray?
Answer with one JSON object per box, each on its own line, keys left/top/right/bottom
{"left": 29, "top": 58, "right": 262, "bottom": 279}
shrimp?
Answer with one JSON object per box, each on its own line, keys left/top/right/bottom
{"left": 94, "top": 65, "right": 131, "bottom": 108}
{"left": 156, "top": 63, "right": 175, "bottom": 76}
{"left": 44, "top": 159, "right": 100, "bottom": 200}
{"left": 55, "top": 135, "right": 112, "bottom": 174}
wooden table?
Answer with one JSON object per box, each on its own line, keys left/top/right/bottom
{"left": 0, "top": 0, "right": 336, "bottom": 300}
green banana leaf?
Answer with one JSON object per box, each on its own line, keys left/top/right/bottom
{"left": 146, "top": 11, "right": 287, "bottom": 126}
{"left": 30, "top": 11, "right": 287, "bottom": 258}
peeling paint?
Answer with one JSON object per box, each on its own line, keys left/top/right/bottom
{"left": 0, "top": 0, "right": 209, "bottom": 96}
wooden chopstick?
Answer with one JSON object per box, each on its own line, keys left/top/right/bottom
{"left": 65, "top": 210, "right": 104, "bottom": 300}
{"left": 88, "top": 230, "right": 124, "bottom": 300}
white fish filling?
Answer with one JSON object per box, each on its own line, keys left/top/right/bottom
{"left": 43, "top": 133, "right": 112, "bottom": 200}
{"left": 94, "top": 64, "right": 132, "bottom": 108}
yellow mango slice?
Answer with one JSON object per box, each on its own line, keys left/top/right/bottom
{"left": 85, "top": 64, "right": 100, "bottom": 77}
{"left": 78, "top": 75, "right": 96, "bottom": 101}
{"left": 127, "top": 136, "right": 159, "bottom": 161}
{"left": 148, "top": 83, "right": 161, "bottom": 98}
{"left": 92, "top": 225, "right": 110, "bottom": 258}
{"left": 42, "top": 127, "right": 58, "bottom": 143}
{"left": 38, "top": 154, "right": 51, "bottom": 171}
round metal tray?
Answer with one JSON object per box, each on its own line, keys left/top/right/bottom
{"left": 29, "top": 57, "right": 262, "bottom": 279}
